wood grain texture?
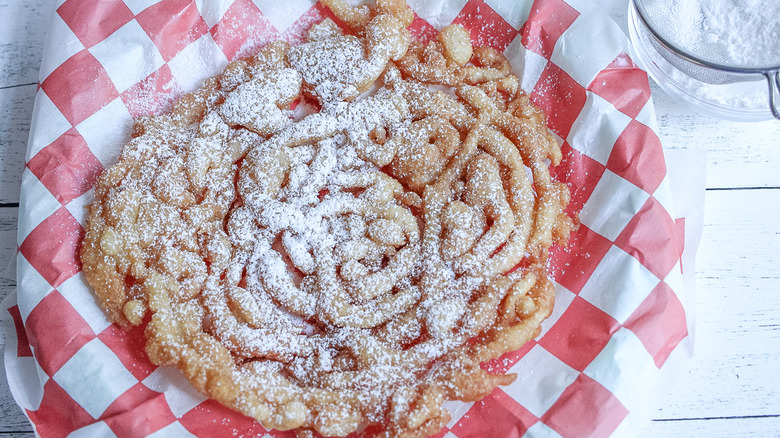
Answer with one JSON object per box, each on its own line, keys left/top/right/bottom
{"left": 0, "top": 208, "right": 17, "bottom": 295}
{"left": 640, "top": 188, "right": 780, "bottom": 436}
{"left": 643, "top": 416, "right": 780, "bottom": 437}
{"left": 0, "top": 0, "right": 53, "bottom": 88}
{"left": 0, "top": 86, "right": 35, "bottom": 204}
{"left": 0, "top": 0, "right": 57, "bottom": 204}
{"left": 652, "top": 89, "right": 780, "bottom": 190}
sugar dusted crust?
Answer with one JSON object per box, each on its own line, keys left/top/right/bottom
{"left": 80, "top": 0, "right": 572, "bottom": 436}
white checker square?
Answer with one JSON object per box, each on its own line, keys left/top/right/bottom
{"left": 561, "top": 0, "right": 599, "bottom": 15}
{"left": 652, "top": 178, "right": 676, "bottom": 223}
{"left": 444, "top": 399, "right": 474, "bottom": 428}
{"left": 27, "top": 90, "right": 72, "bottom": 161}
{"left": 485, "top": 0, "right": 533, "bottom": 29}
{"left": 579, "top": 169, "right": 650, "bottom": 242}
{"left": 442, "top": 433, "right": 459, "bottom": 438}
{"left": 147, "top": 421, "right": 197, "bottom": 438}
{"left": 503, "top": 345, "right": 579, "bottom": 418}
{"left": 125, "top": 0, "right": 162, "bottom": 15}
{"left": 16, "top": 254, "right": 55, "bottom": 322}
{"left": 538, "top": 282, "right": 576, "bottom": 339}
{"left": 58, "top": 272, "right": 111, "bottom": 335}
{"left": 550, "top": 13, "right": 624, "bottom": 86}
{"left": 253, "top": 0, "right": 316, "bottom": 33}
{"left": 579, "top": 246, "right": 660, "bottom": 324}
{"left": 522, "top": 421, "right": 564, "bottom": 438}
{"left": 53, "top": 338, "right": 138, "bottom": 419}
{"left": 68, "top": 420, "right": 117, "bottom": 438}
{"left": 567, "top": 92, "right": 632, "bottom": 165}
{"left": 39, "top": 13, "right": 85, "bottom": 81}
{"left": 634, "top": 98, "right": 658, "bottom": 132}
{"left": 65, "top": 189, "right": 95, "bottom": 228}
{"left": 143, "top": 367, "right": 207, "bottom": 418}
{"left": 195, "top": 0, "right": 236, "bottom": 28}
{"left": 168, "top": 33, "right": 228, "bottom": 94}
{"left": 504, "top": 35, "right": 548, "bottom": 94}
{"left": 76, "top": 97, "right": 133, "bottom": 167}
{"left": 18, "top": 168, "right": 62, "bottom": 242}
{"left": 408, "top": 0, "right": 469, "bottom": 30}
{"left": 664, "top": 262, "right": 685, "bottom": 302}
{"left": 584, "top": 328, "right": 658, "bottom": 414}
{"left": 89, "top": 20, "right": 165, "bottom": 93}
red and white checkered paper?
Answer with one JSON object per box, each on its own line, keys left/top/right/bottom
{"left": 2, "top": 0, "right": 696, "bottom": 436}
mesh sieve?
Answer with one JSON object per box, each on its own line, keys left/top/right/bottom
{"left": 633, "top": 0, "right": 780, "bottom": 119}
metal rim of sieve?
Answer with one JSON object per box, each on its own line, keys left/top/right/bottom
{"left": 633, "top": 0, "right": 780, "bottom": 120}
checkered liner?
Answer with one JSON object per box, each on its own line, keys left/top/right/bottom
{"left": 4, "top": 0, "right": 693, "bottom": 436}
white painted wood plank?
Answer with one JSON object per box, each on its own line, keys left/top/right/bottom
{"left": 0, "top": 86, "right": 35, "bottom": 204}
{"left": 644, "top": 188, "right": 780, "bottom": 426}
{"left": 641, "top": 416, "right": 780, "bottom": 438}
{"left": 652, "top": 88, "right": 780, "bottom": 190}
{"left": 0, "top": 208, "right": 17, "bottom": 295}
{"left": 0, "top": 0, "right": 54, "bottom": 88}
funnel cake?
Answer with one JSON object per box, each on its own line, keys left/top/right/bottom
{"left": 80, "top": 0, "right": 572, "bottom": 436}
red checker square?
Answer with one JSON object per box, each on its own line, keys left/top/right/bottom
{"left": 57, "top": 0, "right": 134, "bottom": 48}
{"left": 7, "top": 305, "right": 33, "bottom": 358}
{"left": 121, "top": 64, "right": 178, "bottom": 118}
{"left": 624, "top": 281, "right": 688, "bottom": 367}
{"left": 27, "top": 379, "right": 95, "bottom": 438}
{"left": 541, "top": 374, "right": 628, "bottom": 438}
{"left": 98, "top": 320, "right": 157, "bottom": 380}
{"left": 136, "top": 0, "right": 209, "bottom": 62}
{"left": 521, "top": 0, "right": 579, "bottom": 58}
{"left": 27, "top": 128, "right": 104, "bottom": 205}
{"left": 179, "top": 399, "right": 268, "bottom": 436}
{"left": 588, "top": 52, "right": 650, "bottom": 119}
{"left": 481, "top": 339, "right": 536, "bottom": 375}
{"left": 19, "top": 207, "right": 84, "bottom": 288}
{"left": 615, "top": 196, "right": 681, "bottom": 280}
{"left": 549, "top": 225, "right": 612, "bottom": 295}
{"left": 210, "top": 0, "right": 280, "bottom": 61}
{"left": 24, "top": 291, "right": 96, "bottom": 376}
{"left": 539, "top": 296, "right": 619, "bottom": 371}
{"left": 409, "top": 13, "right": 438, "bottom": 45}
{"left": 606, "top": 119, "right": 666, "bottom": 194}
{"left": 551, "top": 142, "right": 606, "bottom": 215}
{"left": 453, "top": 0, "right": 518, "bottom": 53}
{"left": 452, "top": 387, "right": 538, "bottom": 438}
{"left": 530, "top": 62, "right": 587, "bottom": 139}
{"left": 103, "top": 383, "right": 177, "bottom": 437}
{"left": 40, "top": 50, "right": 120, "bottom": 126}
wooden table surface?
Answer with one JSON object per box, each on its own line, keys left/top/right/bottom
{"left": 1, "top": 0, "right": 779, "bottom": 437}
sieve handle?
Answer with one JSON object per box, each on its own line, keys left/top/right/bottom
{"left": 769, "top": 71, "right": 780, "bottom": 121}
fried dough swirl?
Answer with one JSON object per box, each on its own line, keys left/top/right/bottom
{"left": 81, "top": 1, "right": 572, "bottom": 436}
